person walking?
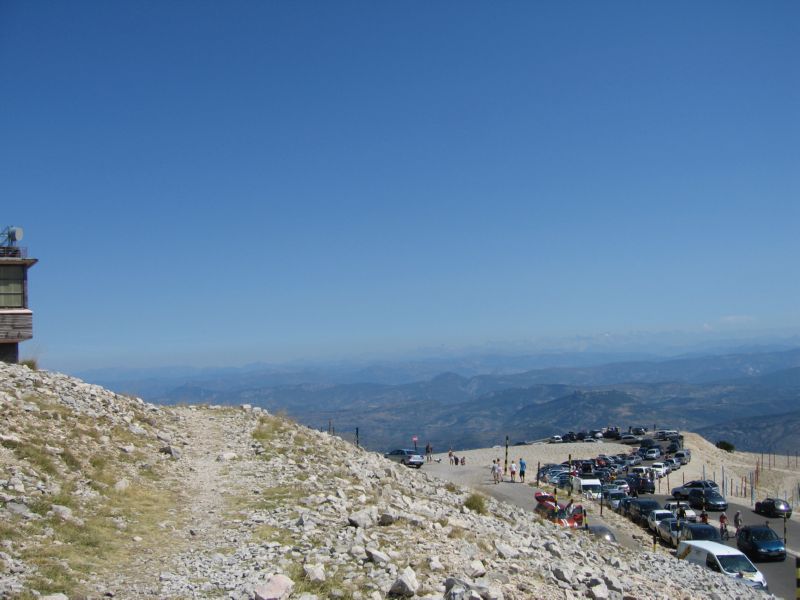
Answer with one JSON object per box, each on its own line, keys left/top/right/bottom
{"left": 519, "top": 458, "right": 527, "bottom": 483}
{"left": 425, "top": 442, "right": 433, "bottom": 462}
{"left": 510, "top": 460, "right": 517, "bottom": 483}
{"left": 491, "top": 459, "right": 501, "bottom": 484}
{"left": 448, "top": 449, "right": 454, "bottom": 465}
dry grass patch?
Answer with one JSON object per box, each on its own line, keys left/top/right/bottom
{"left": 287, "top": 564, "right": 357, "bottom": 599}
{"left": 251, "top": 523, "right": 296, "bottom": 546}
{"left": 0, "top": 438, "right": 58, "bottom": 476}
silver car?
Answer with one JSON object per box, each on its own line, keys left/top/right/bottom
{"left": 657, "top": 518, "right": 682, "bottom": 547}
{"left": 384, "top": 449, "right": 424, "bottom": 468}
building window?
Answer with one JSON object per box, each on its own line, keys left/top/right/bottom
{"left": 0, "top": 266, "right": 24, "bottom": 308}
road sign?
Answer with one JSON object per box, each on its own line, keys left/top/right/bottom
{"left": 412, "top": 436, "right": 418, "bottom": 442}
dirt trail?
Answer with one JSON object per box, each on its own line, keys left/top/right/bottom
{"left": 99, "top": 408, "right": 260, "bottom": 597}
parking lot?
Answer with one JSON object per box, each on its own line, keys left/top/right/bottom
{"left": 427, "top": 427, "right": 798, "bottom": 597}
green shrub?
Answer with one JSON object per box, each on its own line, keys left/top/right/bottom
{"left": 716, "top": 440, "right": 735, "bottom": 453}
{"left": 464, "top": 493, "right": 487, "bottom": 515}
{"left": 20, "top": 359, "right": 38, "bottom": 370}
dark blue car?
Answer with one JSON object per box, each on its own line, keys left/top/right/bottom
{"left": 737, "top": 525, "right": 786, "bottom": 561}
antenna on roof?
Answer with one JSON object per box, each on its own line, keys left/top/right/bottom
{"left": 1, "top": 226, "right": 24, "bottom": 247}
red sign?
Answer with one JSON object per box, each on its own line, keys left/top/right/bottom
{"left": 412, "top": 436, "right": 418, "bottom": 442}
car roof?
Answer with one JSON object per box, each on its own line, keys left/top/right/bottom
{"left": 741, "top": 525, "right": 773, "bottom": 532}
{"left": 677, "top": 540, "right": 743, "bottom": 556}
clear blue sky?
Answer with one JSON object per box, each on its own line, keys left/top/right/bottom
{"left": 2, "top": 1, "right": 798, "bottom": 371}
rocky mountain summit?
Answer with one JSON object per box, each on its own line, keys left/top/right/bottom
{"left": 0, "top": 363, "right": 768, "bottom": 599}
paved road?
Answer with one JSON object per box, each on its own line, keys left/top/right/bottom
{"left": 652, "top": 493, "right": 796, "bottom": 599}
{"left": 425, "top": 461, "right": 796, "bottom": 599}
{"left": 424, "top": 461, "right": 666, "bottom": 553}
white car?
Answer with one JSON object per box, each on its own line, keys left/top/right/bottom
{"left": 650, "top": 462, "right": 668, "bottom": 478}
{"left": 549, "top": 435, "right": 563, "bottom": 444}
{"left": 611, "top": 479, "right": 630, "bottom": 493}
{"left": 647, "top": 509, "right": 675, "bottom": 532}
{"left": 663, "top": 500, "right": 697, "bottom": 522}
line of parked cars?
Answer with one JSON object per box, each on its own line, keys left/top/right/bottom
{"left": 613, "top": 488, "right": 774, "bottom": 591}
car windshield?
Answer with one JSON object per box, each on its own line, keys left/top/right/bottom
{"left": 718, "top": 555, "right": 756, "bottom": 574}
{"left": 751, "top": 528, "right": 780, "bottom": 542}
{"left": 774, "top": 500, "right": 789, "bottom": 510}
{"left": 609, "top": 492, "right": 625, "bottom": 500}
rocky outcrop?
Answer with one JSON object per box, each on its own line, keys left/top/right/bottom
{"left": 0, "top": 362, "right": 770, "bottom": 599}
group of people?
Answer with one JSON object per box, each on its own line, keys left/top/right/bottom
{"left": 490, "top": 457, "right": 527, "bottom": 484}
{"left": 448, "top": 449, "right": 466, "bottom": 466}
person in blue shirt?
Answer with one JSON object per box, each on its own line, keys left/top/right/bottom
{"left": 519, "top": 458, "right": 527, "bottom": 483}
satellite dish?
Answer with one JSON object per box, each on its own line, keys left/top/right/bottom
{"left": 9, "top": 227, "right": 23, "bottom": 242}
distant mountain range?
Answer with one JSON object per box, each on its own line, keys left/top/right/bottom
{"left": 81, "top": 347, "right": 800, "bottom": 454}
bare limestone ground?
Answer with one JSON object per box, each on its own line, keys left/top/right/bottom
{"left": 0, "top": 364, "right": 778, "bottom": 600}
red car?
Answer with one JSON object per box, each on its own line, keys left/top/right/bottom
{"left": 534, "top": 492, "right": 585, "bottom": 528}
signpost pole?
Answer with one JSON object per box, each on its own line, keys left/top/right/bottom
{"left": 504, "top": 435, "right": 509, "bottom": 475}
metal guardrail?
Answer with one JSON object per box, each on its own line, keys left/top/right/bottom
{"left": 0, "top": 247, "right": 27, "bottom": 258}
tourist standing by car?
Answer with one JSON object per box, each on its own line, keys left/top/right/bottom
{"left": 519, "top": 458, "right": 527, "bottom": 483}
{"left": 734, "top": 510, "right": 743, "bottom": 534}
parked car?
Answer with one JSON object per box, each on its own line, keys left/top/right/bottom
{"left": 626, "top": 474, "right": 655, "bottom": 495}
{"left": 664, "top": 458, "right": 681, "bottom": 471}
{"left": 678, "top": 522, "right": 721, "bottom": 542}
{"left": 603, "top": 491, "right": 627, "bottom": 511}
{"left": 617, "top": 497, "right": 636, "bottom": 517}
{"left": 663, "top": 500, "right": 697, "bottom": 522}
{"left": 646, "top": 509, "right": 675, "bottom": 532}
{"left": 658, "top": 517, "right": 682, "bottom": 547}
{"left": 384, "top": 449, "right": 424, "bottom": 468}
{"left": 686, "top": 489, "right": 728, "bottom": 511}
{"left": 620, "top": 434, "right": 639, "bottom": 445}
{"left": 676, "top": 541, "right": 767, "bottom": 590}
{"left": 643, "top": 447, "right": 661, "bottom": 460}
{"left": 649, "top": 462, "right": 668, "bottom": 478}
{"left": 736, "top": 525, "right": 786, "bottom": 561}
{"left": 673, "top": 450, "right": 690, "bottom": 464}
{"left": 549, "top": 435, "right": 563, "bottom": 444}
{"left": 671, "top": 480, "right": 718, "bottom": 499}
{"left": 611, "top": 479, "right": 630, "bottom": 493}
{"left": 754, "top": 497, "right": 793, "bottom": 519}
{"left": 625, "top": 454, "right": 642, "bottom": 466}
{"left": 629, "top": 499, "right": 661, "bottom": 525}
{"left": 631, "top": 426, "right": 647, "bottom": 435}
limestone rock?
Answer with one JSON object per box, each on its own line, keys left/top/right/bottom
{"left": 253, "top": 574, "right": 294, "bottom": 600}
{"left": 388, "top": 566, "right": 418, "bottom": 597}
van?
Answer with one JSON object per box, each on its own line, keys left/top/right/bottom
{"left": 676, "top": 541, "right": 767, "bottom": 590}
{"left": 570, "top": 476, "right": 602, "bottom": 499}
{"left": 631, "top": 466, "right": 650, "bottom": 478}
